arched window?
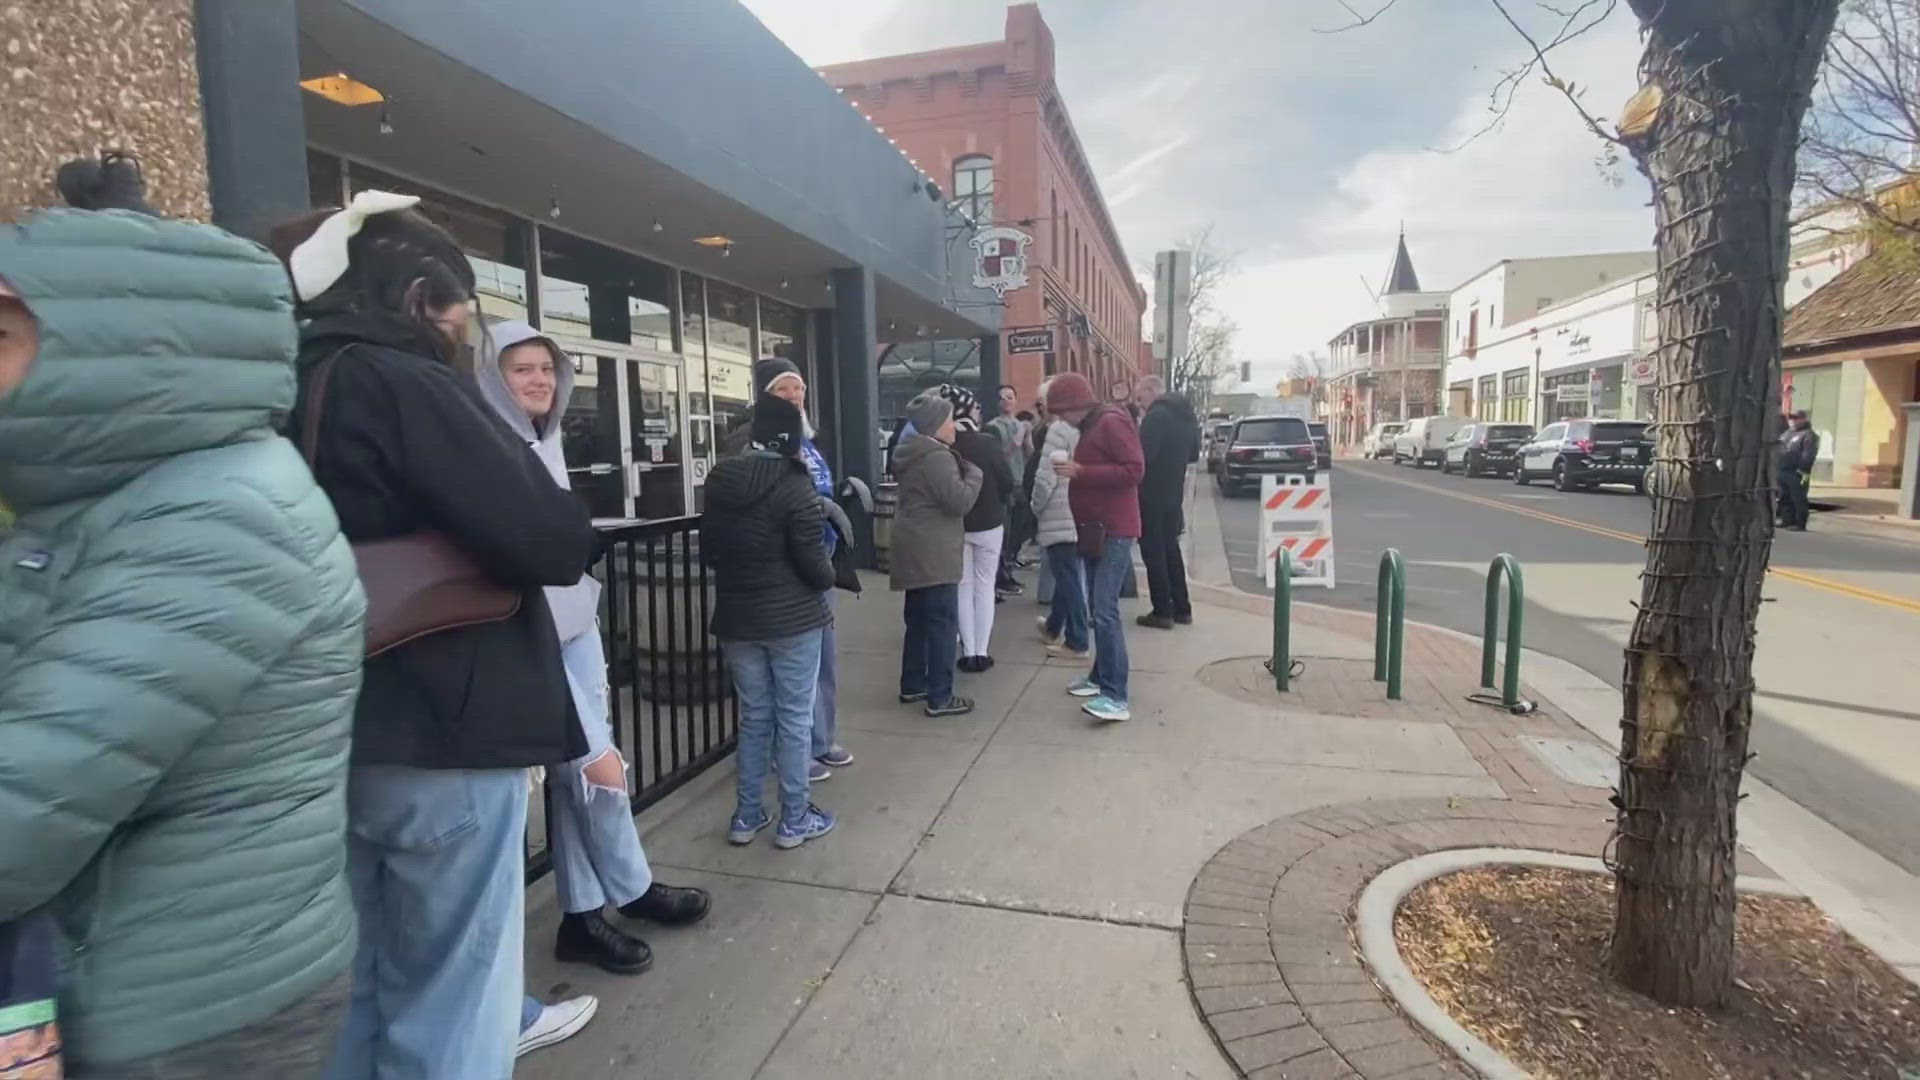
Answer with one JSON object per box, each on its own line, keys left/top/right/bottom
{"left": 953, "top": 155, "right": 995, "bottom": 226}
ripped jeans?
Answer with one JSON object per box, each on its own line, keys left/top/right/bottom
{"left": 549, "top": 626, "right": 654, "bottom": 915}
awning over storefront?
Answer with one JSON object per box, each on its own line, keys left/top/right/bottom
{"left": 296, "top": 0, "right": 997, "bottom": 343}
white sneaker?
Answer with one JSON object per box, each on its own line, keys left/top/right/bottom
{"left": 1066, "top": 676, "right": 1101, "bottom": 698}
{"left": 1036, "top": 615, "right": 1061, "bottom": 646}
{"left": 518, "top": 995, "right": 599, "bottom": 1058}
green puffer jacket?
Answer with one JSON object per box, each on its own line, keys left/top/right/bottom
{"left": 0, "top": 211, "right": 364, "bottom": 1068}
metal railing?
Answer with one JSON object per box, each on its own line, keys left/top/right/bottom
{"left": 1478, "top": 554, "right": 1530, "bottom": 713}
{"left": 527, "top": 515, "right": 736, "bottom": 883}
{"left": 1374, "top": 549, "right": 1406, "bottom": 701}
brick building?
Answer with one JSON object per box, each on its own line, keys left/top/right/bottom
{"left": 822, "top": 3, "right": 1148, "bottom": 413}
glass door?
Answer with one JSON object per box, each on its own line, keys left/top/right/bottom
{"left": 628, "top": 355, "right": 686, "bottom": 520}
{"left": 545, "top": 332, "right": 691, "bottom": 521}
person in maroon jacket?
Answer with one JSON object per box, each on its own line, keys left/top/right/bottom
{"left": 1044, "top": 372, "right": 1145, "bottom": 722}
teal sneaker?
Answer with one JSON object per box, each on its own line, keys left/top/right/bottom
{"left": 1082, "top": 695, "right": 1131, "bottom": 723}
{"left": 1066, "top": 676, "right": 1100, "bottom": 698}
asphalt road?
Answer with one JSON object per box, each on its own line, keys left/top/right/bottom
{"left": 1207, "top": 456, "right": 1920, "bottom": 875}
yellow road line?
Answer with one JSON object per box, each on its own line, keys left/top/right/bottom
{"left": 1356, "top": 466, "right": 1920, "bottom": 616}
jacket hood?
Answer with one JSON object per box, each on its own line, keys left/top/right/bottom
{"left": 1149, "top": 393, "right": 1197, "bottom": 425}
{"left": 707, "top": 450, "right": 808, "bottom": 510}
{"left": 0, "top": 210, "right": 298, "bottom": 512}
{"left": 474, "top": 320, "right": 575, "bottom": 450}
{"left": 890, "top": 432, "right": 950, "bottom": 477}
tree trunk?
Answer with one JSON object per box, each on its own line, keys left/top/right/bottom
{"left": 1613, "top": 0, "right": 1838, "bottom": 1008}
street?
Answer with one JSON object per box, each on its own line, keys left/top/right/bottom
{"left": 1205, "top": 457, "right": 1920, "bottom": 876}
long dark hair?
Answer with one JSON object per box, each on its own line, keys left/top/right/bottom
{"left": 269, "top": 207, "right": 476, "bottom": 365}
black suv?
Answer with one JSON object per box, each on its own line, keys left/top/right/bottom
{"left": 1307, "top": 421, "right": 1332, "bottom": 470}
{"left": 1440, "top": 422, "right": 1534, "bottom": 478}
{"left": 1216, "top": 415, "right": 1316, "bottom": 496}
{"left": 1514, "top": 419, "right": 1652, "bottom": 492}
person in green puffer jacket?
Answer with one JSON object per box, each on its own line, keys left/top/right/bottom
{"left": 0, "top": 181, "right": 364, "bottom": 1074}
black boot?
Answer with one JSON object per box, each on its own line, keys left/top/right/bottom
{"left": 555, "top": 909, "right": 653, "bottom": 974}
{"left": 619, "top": 882, "right": 713, "bottom": 926}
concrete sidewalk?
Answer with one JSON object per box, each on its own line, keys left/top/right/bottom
{"left": 517, "top": 573, "right": 1504, "bottom": 1079}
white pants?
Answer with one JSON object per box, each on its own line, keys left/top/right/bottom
{"left": 959, "top": 525, "right": 1004, "bottom": 656}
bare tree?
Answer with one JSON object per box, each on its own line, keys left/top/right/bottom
{"left": 1340, "top": 0, "right": 1841, "bottom": 1008}
{"left": 1798, "top": 0, "right": 1920, "bottom": 254}
{"left": 1152, "top": 225, "right": 1240, "bottom": 412}
{"left": 1286, "top": 350, "right": 1336, "bottom": 411}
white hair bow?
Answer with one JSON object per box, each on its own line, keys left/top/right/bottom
{"left": 288, "top": 189, "right": 422, "bottom": 302}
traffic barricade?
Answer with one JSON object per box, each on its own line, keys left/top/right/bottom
{"left": 1261, "top": 473, "right": 1335, "bottom": 588}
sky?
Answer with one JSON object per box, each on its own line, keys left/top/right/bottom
{"left": 739, "top": 0, "right": 1655, "bottom": 391}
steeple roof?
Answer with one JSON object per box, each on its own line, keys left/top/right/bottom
{"left": 1382, "top": 230, "right": 1422, "bottom": 295}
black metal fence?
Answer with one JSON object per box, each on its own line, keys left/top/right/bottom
{"left": 526, "top": 515, "right": 736, "bottom": 883}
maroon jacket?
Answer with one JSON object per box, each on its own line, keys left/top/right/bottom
{"left": 1069, "top": 405, "right": 1146, "bottom": 539}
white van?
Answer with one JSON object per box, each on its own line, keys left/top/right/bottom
{"left": 1392, "top": 416, "right": 1468, "bottom": 468}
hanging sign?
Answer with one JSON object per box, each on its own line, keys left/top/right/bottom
{"left": 1006, "top": 327, "right": 1055, "bottom": 354}
{"left": 971, "top": 226, "right": 1032, "bottom": 298}
{"left": 1629, "top": 357, "right": 1657, "bottom": 385}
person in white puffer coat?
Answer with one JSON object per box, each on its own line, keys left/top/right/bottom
{"left": 1029, "top": 410, "right": 1087, "bottom": 657}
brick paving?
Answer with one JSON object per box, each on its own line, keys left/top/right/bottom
{"left": 1179, "top": 587, "right": 1649, "bottom": 1078}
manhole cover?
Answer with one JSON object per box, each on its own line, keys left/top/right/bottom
{"left": 1518, "top": 736, "right": 1616, "bottom": 788}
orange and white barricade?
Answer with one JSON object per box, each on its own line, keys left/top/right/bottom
{"left": 1260, "top": 473, "right": 1334, "bottom": 588}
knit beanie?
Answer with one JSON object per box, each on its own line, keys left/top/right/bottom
{"left": 934, "top": 383, "right": 980, "bottom": 431}
{"left": 904, "top": 392, "right": 953, "bottom": 437}
{"left": 1044, "top": 372, "right": 1097, "bottom": 413}
{"left": 751, "top": 393, "right": 806, "bottom": 456}
{"left": 755, "top": 357, "right": 803, "bottom": 394}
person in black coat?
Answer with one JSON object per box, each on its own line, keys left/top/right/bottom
{"left": 702, "top": 393, "right": 840, "bottom": 850}
{"left": 270, "top": 195, "right": 597, "bottom": 1075}
{"left": 1134, "top": 377, "right": 1201, "bottom": 628}
{"left": 941, "top": 385, "right": 1017, "bottom": 671}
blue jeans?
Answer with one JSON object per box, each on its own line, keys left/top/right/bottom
{"left": 812, "top": 592, "right": 838, "bottom": 758}
{"left": 1083, "top": 536, "right": 1134, "bottom": 701}
{"left": 724, "top": 630, "right": 825, "bottom": 826}
{"left": 1043, "top": 542, "right": 1089, "bottom": 652}
{"left": 900, "top": 584, "right": 960, "bottom": 707}
{"left": 551, "top": 628, "right": 652, "bottom": 915}
{"left": 326, "top": 766, "right": 528, "bottom": 1080}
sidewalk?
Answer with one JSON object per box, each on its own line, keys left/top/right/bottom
{"left": 517, "top": 533, "right": 1920, "bottom": 1078}
{"left": 1808, "top": 482, "right": 1920, "bottom": 544}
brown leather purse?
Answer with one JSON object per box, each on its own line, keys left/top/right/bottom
{"left": 301, "top": 349, "right": 522, "bottom": 657}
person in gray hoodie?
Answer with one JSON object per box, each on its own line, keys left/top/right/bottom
{"left": 474, "top": 324, "right": 713, "bottom": 1027}
{"left": 888, "top": 393, "right": 985, "bottom": 717}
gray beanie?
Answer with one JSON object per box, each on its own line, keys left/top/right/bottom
{"left": 905, "top": 392, "right": 953, "bottom": 436}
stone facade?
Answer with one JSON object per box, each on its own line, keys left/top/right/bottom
{"left": 1, "top": 0, "right": 209, "bottom": 222}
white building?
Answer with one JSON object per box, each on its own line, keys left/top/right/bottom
{"left": 1326, "top": 232, "right": 1449, "bottom": 448}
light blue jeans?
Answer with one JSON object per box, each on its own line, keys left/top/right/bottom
{"left": 326, "top": 766, "right": 528, "bottom": 1080}
{"left": 724, "top": 630, "right": 824, "bottom": 826}
{"left": 550, "top": 627, "right": 653, "bottom": 914}
{"left": 812, "top": 593, "right": 838, "bottom": 759}
{"left": 1084, "top": 536, "right": 1135, "bottom": 702}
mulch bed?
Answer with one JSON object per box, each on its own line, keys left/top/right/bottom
{"left": 1394, "top": 865, "right": 1920, "bottom": 1079}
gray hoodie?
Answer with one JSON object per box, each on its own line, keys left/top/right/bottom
{"left": 474, "top": 320, "right": 602, "bottom": 644}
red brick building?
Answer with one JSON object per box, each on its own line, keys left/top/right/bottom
{"left": 821, "top": 3, "right": 1148, "bottom": 410}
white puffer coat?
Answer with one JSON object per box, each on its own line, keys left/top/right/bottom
{"left": 1029, "top": 419, "right": 1081, "bottom": 548}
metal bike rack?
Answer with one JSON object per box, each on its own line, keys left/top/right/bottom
{"left": 1272, "top": 547, "right": 1294, "bottom": 691}
{"left": 1374, "top": 549, "right": 1406, "bottom": 701}
{"left": 1476, "top": 553, "right": 1535, "bottom": 714}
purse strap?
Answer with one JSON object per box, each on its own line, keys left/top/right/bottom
{"left": 299, "top": 347, "right": 352, "bottom": 466}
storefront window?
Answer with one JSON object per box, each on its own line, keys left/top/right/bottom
{"left": 534, "top": 226, "right": 675, "bottom": 352}
{"left": 703, "top": 280, "right": 756, "bottom": 449}
{"left": 1541, "top": 370, "right": 1591, "bottom": 422}
{"left": 306, "top": 149, "right": 345, "bottom": 207}
{"left": 878, "top": 340, "right": 979, "bottom": 424}
{"left": 759, "top": 298, "right": 811, "bottom": 384}
{"left": 1477, "top": 375, "right": 1497, "bottom": 421}
{"left": 1501, "top": 369, "right": 1530, "bottom": 423}
{"left": 346, "top": 162, "right": 529, "bottom": 322}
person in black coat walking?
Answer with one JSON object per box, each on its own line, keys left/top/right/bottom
{"left": 703, "top": 392, "right": 839, "bottom": 850}
{"left": 1133, "top": 377, "right": 1201, "bottom": 628}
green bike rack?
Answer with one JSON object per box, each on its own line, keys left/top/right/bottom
{"left": 1272, "top": 547, "right": 1294, "bottom": 692}
{"left": 1479, "top": 554, "right": 1532, "bottom": 713}
{"left": 1374, "top": 549, "right": 1406, "bottom": 700}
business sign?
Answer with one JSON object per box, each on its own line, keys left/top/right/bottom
{"left": 1152, "top": 249, "right": 1193, "bottom": 367}
{"left": 1006, "top": 327, "right": 1055, "bottom": 354}
{"left": 971, "top": 226, "right": 1032, "bottom": 298}
{"left": 1629, "top": 357, "right": 1657, "bottom": 385}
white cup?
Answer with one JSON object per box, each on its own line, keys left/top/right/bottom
{"left": 1050, "top": 451, "right": 1069, "bottom": 465}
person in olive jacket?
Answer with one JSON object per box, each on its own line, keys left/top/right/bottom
{"left": 888, "top": 393, "right": 985, "bottom": 716}
{"left": 0, "top": 175, "right": 363, "bottom": 1074}
{"left": 702, "top": 392, "right": 840, "bottom": 850}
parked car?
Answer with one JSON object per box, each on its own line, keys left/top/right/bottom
{"left": 1363, "top": 421, "right": 1405, "bottom": 459}
{"left": 1392, "top": 415, "right": 1468, "bottom": 468}
{"left": 1440, "top": 422, "right": 1535, "bottom": 477}
{"left": 1514, "top": 418, "right": 1652, "bottom": 492}
{"left": 1215, "top": 415, "right": 1316, "bottom": 496}
{"left": 1205, "top": 418, "right": 1236, "bottom": 473}
{"left": 1306, "top": 421, "right": 1331, "bottom": 470}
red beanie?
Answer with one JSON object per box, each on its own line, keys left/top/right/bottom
{"left": 1044, "top": 372, "right": 1097, "bottom": 412}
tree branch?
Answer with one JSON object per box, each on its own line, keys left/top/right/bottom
{"left": 1315, "top": 0, "right": 1403, "bottom": 33}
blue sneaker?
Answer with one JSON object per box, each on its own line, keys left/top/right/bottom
{"left": 808, "top": 760, "right": 832, "bottom": 783}
{"left": 1066, "top": 676, "right": 1100, "bottom": 698}
{"left": 774, "top": 804, "right": 837, "bottom": 850}
{"left": 727, "top": 807, "right": 771, "bottom": 846}
{"left": 1082, "top": 695, "right": 1131, "bottom": 723}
